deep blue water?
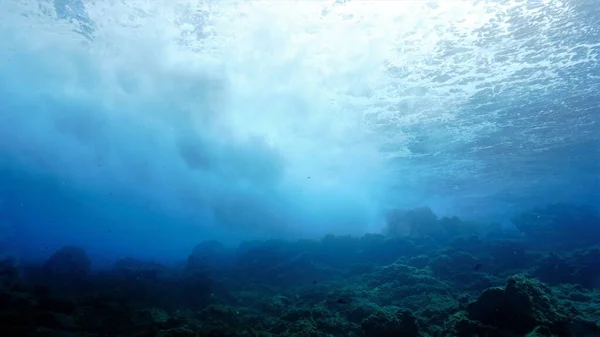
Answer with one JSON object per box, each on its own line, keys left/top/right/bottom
{"left": 0, "top": 0, "right": 598, "bottom": 265}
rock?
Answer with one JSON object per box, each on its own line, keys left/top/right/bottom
{"left": 535, "top": 247, "right": 600, "bottom": 289}
{"left": 511, "top": 203, "right": 600, "bottom": 251}
{"left": 0, "top": 258, "right": 20, "bottom": 291}
{"left": 466, "top": 275, "right": 571, "bottom": 335}
{"left": 157, "top": 327, "right": 195, "bottom": 337}
{"left": 361, "top": 309, "right": 419, "bottom": 337}
{"left": 43, "top": 246, "right": 91, "bottom": 277}
{"left": 385, "top": 207, "right": 439, "bottom": 238}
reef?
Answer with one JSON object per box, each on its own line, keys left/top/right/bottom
{"left": 0, "top": 202, "right": 599, "bottom": 336}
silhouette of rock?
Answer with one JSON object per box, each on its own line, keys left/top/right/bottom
{"left": 43, "top": 246, "right": 91, "bottom": 277}
{"left": 512, "top": 203, "right": 600, "bottom": 251}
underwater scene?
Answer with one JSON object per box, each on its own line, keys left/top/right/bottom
{"left": 0, "top": 0, "right": 599, "bottom": 336}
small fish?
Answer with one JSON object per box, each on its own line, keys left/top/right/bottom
{"left": 336, "top": 298, "right": 348, "bottom": 304}
{"left": 312, "top": 280, "right": 318, "bottom": 285}
{"left": 473, "top": 263, "right": 482, "bottom": 271}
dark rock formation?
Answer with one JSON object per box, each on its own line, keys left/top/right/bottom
{"left": 361, "top": 309, "right": 420, "bottom": 337}
{"left": 465, "top": 275, "right": 572, "bottom": 335}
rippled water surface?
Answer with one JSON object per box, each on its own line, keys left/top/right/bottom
{"left": 0, "top": 0, "right": 598, "bottom": 256}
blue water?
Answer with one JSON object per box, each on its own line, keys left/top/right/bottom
{"left": 0, "top": 0, "right": 598, "bottom": 265}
